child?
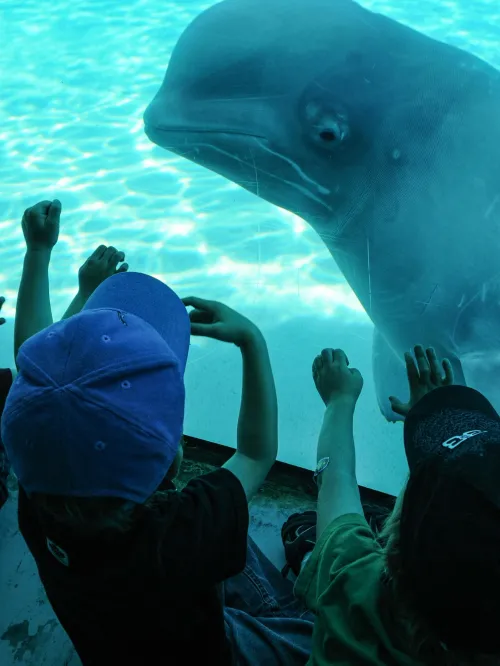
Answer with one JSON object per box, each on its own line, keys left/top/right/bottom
{"left": 289, "top": 344, "right": 500, "bottom": 665}
{"left": 0, "top": 215, "right": 128, "bottom": 510}
{"left": 2, "top": 199, "right": 314, "bottom": 666}
{"left": 0, "top": 295, "right": 15, "bottom": 509}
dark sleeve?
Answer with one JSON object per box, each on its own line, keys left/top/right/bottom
{"left": 0, "top": 368, "right": 13, "bottom": 415}
{"left": 161, "top": 468, "right": 249, "bottom": 585}
{"left": 0, "top": 369, "right": 13, "bottom": 508}
{"left": 295, "top": 513, "right": 381, "bottom": 612}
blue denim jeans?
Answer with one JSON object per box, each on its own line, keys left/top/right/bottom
{"left": 223, "top": 536, "right": 314, "bottom": 666}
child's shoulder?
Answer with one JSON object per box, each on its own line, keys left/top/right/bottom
{"left": 0, "top": 367, "right": 15, "bottom": 388}
{"left": 0, "top": 367, "right": 14, "bottom": 409}
{"left": 0, "top": 368, "right": 14, "bottom": 509}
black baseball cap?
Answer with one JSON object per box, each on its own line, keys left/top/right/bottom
{"left": 399, "top": 385, "right": 500, "bottom": 654}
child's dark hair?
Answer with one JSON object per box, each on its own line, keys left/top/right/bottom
{"left": 32, "top": 439, "right": 185, "bottom": 536}
{"left": 379, "top": 482, "right": 500, "bottom": 666}
{"left": 32, "top": 489, "right": 172, "bottom": 536}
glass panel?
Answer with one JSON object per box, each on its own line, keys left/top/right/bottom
{"left": 2, "top": 0, "right": 499, "bottom": 496}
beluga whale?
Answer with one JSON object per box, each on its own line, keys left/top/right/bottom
{"left": 144, "top": 0, "right": 500, "bottom": 420}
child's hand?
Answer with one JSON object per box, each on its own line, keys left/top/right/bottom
{"left": 78, "top": 245, "right": 129, "bottom": 297}
{"left": 22, "top": 200, "right": 61, "bottom": 252}
{"left": 182, "top": 296, "right": 260, "bottom": 347}
{"left": 313, "top": 348, "right": 363, "bottom": 406}
{"left": 389, "top": 345, "right": 454, "bottom": 418}
{"left": 0, "top": 296, "right": 5, "bottom": 326}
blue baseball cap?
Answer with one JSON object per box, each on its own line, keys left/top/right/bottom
{"left": 1, "top": 272, "right": 190, "bottom": 503}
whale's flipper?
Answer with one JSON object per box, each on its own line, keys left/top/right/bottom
{"left": 372, "top": 329, "right": 407, "bottom": 423}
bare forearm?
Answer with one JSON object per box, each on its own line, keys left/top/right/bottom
{"left": 61, "top": 291, "right": 88, "bottom": 320}
{"left": 317, "top": 400, "right": 357, "bottom": 476}
{"left": 316, "top": 400, "right": 362, "bottom": 536}
{"left": 15, "top": 249, "right": 53, "bottom": 360}
{"left": 237, "top": 330, "right": 278, "bottom": 463}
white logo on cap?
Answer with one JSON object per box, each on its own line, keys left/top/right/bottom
{"left": 47, "top": 538, "right": 70, "bottom": 567}
{"left": 442, "top": 430, "right": 487, "bottom": 450}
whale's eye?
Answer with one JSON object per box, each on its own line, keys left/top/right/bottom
{"left": 319, "top": 129, "right": 337, "bottom": 142}
{"left": 304, "top": 100, "right": 350, "bottom": 150}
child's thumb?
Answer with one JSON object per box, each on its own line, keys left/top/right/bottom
{"left": 189, "top": 322, "right": 215, "bottom": 338}
{"left": 388, "top": 396, "right": 405, "bottom": 416}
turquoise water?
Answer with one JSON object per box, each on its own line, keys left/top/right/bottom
{"left": 1, "top": 0, "right": 499, "bottom": 494}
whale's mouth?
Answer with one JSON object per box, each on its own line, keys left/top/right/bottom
{"left": 145, "top": 124, "right": 333, "bottom": 218}
{"left": 145, "top": 125, "right": 268, "bottom": 141}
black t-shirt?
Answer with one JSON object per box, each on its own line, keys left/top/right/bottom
{"left": 18, "top": 468, "right": 249, "bottom": 665}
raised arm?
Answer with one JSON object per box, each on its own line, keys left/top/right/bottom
{"left": 14, "top": 200, "right": 61, "bottom": 362}
{"left": 182, "top": 297, "right": 278, "bottom": 501}
{"left": 62, "top": 245, "right": 128, "bottom": 320}
{"left": 312, "top": 349, "right": 364, "bottom": 538}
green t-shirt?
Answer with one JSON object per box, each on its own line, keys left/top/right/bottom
{"left": 294, "top": 513, "right": 422, "bottom": 666}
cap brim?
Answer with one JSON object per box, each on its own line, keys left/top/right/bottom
{"left": 404, "top": 385, "right": 500, "bottom": 470}
{"left": 83, "top": 272, "right": 190, "bottom": 374}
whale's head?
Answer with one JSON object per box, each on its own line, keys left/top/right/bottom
{"left": 144, "top": 0, "right": 500, "bottom": 249}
